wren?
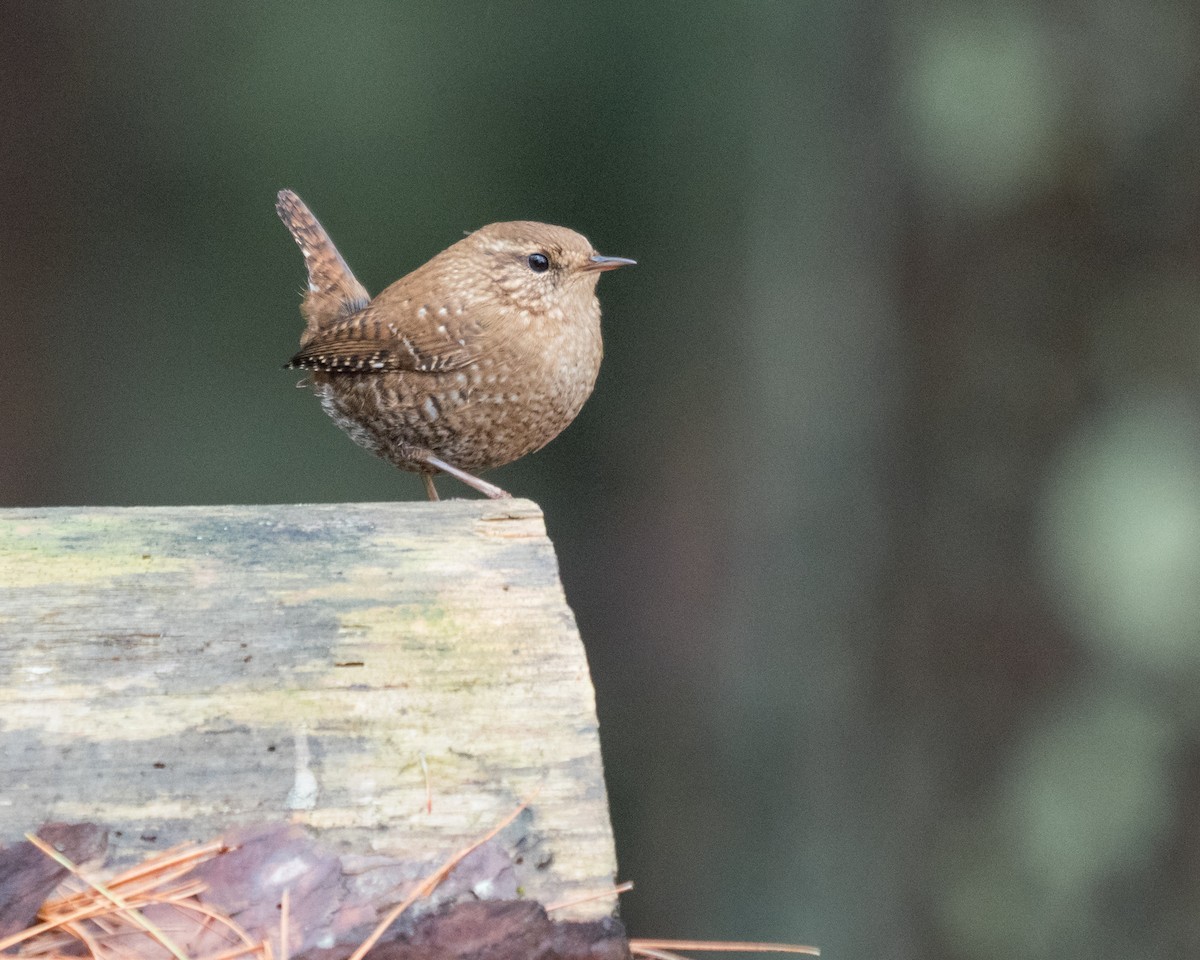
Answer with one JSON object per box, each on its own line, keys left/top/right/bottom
{"left": 276, "top": 190, "right": 634, "bottom": 500}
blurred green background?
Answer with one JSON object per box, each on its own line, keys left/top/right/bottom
{"left": 5, "top": 2, "right": 1200, "bottom": 957}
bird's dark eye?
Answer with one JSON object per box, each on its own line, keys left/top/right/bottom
{"left": 527, "top": 253, "right": 550, "bottom": 273}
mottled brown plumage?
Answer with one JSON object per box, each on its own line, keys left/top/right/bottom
{"left": 276, "top": 190, "right": 634, "bottom": 500}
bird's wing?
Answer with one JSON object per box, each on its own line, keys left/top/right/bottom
{"left": 285, "top": 301, "right": 484, "bottom": 374}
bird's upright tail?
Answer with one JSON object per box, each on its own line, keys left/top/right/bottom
{"left": 276, "top": 189, "right": 371, "bottom": 339}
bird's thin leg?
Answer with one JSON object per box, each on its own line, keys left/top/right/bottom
{"left": 421, "top": 472, "right": 440, "bottom": 501}
{"left": 398, "top": 446, "right": 511, "bottom": 499}
{"left": 421, "top": 453, "right": 512, "bottom": 499}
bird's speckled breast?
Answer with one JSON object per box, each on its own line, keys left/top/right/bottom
{"left": 312, "top": 297, "right": 603, "bottom": 473}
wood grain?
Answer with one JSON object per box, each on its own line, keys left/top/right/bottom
{"left": 0, "top": 500, "right": 616, "bottom": 915}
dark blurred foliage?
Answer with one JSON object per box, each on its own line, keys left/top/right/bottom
{"left": 4, "top": 2, "right": 1200, "bottom": 957}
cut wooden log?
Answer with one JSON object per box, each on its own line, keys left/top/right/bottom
{"left": 0, "top": 500, "right": 616, "bottom": 915}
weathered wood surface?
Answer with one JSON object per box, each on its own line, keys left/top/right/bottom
{"left": 0, "top": 500, "right": 616, "bottom": 915}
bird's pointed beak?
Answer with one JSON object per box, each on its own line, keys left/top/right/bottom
{"left": 585, "top": 254, "right": 637, "bottom": 272}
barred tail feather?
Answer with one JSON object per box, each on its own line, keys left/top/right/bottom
{"left": 276, "top": 189, "right": 371, "bottom": 338}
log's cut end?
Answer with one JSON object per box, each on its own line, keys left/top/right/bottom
{"left": 0, "top": 500, "right": 617, "bottom": 916}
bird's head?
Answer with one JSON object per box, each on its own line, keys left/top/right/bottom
{"left": 463, "top": 221, "right": 635, "bottom": 314}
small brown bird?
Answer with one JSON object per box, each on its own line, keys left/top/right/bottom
{"left": 276, "top": 190, "right": 634, "bottom": 500}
